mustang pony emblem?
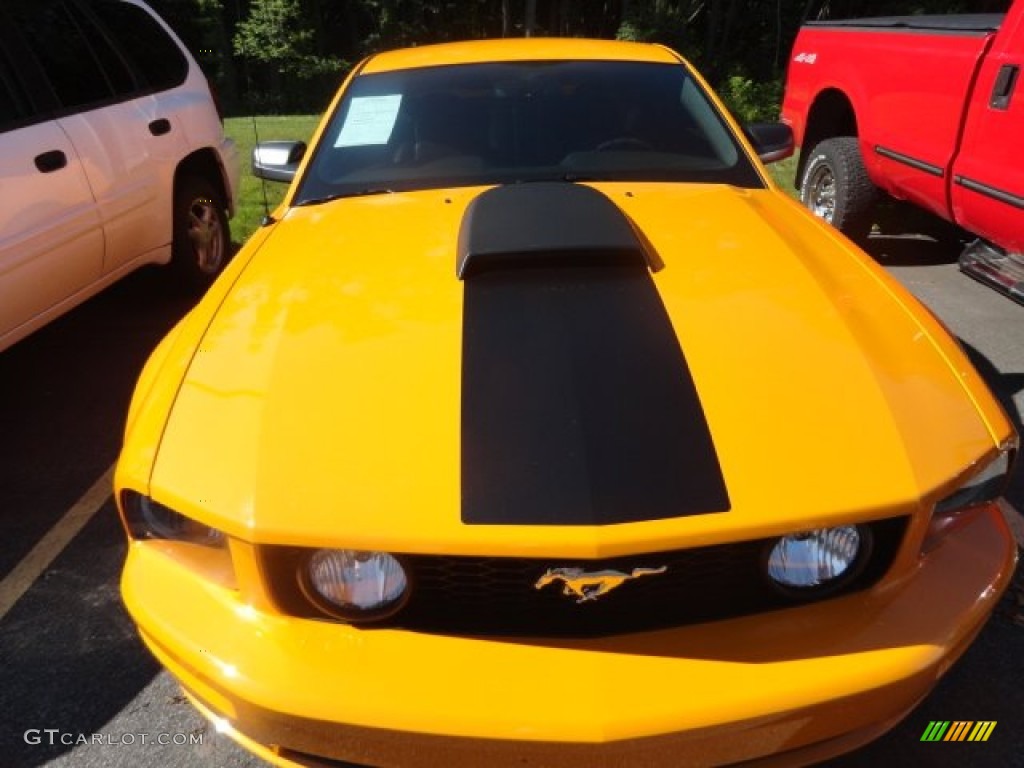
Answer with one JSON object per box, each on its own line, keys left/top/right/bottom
{"left": 534, "top": 566, "right": 668, "bottom": 603}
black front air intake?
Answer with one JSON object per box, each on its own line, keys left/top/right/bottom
{"left": 260, "top": 517, "right": 909, "bottom": 637}
{"left": 458, "top": 182, "right": 730, "bottom": 527}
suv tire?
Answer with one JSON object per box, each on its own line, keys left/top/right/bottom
{"left": 173, "top": 175, "right": 231, "bottom": 289}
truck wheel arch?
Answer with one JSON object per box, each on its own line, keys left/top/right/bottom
{"left": 796, "top": 89, "right": 859, "bottom": 183}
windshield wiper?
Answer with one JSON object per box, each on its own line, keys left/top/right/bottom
{"left": 296, "top": 188, "right": 395, "bottom": 206}
{"left": 515, "top": 173, "right": 604, "bottom": 184}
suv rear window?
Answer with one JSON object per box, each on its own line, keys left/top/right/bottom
{"left": 90, "top": 0, "right": 188, "bottom": 93}
{"left": 9, "top": 0, "right": 116, "bottom": 112}
{"left": 7, "top": 0, "right": 188, "bottom": 115}
{"left": 0, "top": 49, "right": 34, "bottom": 133}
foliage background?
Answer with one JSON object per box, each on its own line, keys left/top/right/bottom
{"left": 151, "top": 0, "right": 1010, "bottom": 120}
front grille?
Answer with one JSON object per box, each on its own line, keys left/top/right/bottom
{"left": 396, "top": 543, "right": 764, "bottom": 635}
{"left": 263, "top": 517, "right": 907, "bottom": 637}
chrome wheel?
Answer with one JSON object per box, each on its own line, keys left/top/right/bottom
{"left": 798, "top": 137, "right": 877, "bottom": 240}
{"left": 186, "top": 196, "right": 226, "bottom": 275}
{"left": 806, "top": 164, "right": 837, "bottom": 223}
{"left": 173, "top": 174, "right": 231, "bottom": 290}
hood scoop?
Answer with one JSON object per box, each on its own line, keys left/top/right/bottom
{"left": 456, "top": 182, "right": 659, "bottom": 278}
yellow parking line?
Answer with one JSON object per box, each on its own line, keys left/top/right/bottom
{"left": 0, "top": 464, "right": 114, "bottom": 621}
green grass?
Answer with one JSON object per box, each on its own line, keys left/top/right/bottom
{"left": 767, "top": 155, "right": 799, "bottom": 200}
{"left": 225, "top": 115, "right": 322, "bottom": 244}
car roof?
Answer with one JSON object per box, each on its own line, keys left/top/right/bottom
{"left": 360, "top": 37, "right": 681, "bottom": 74}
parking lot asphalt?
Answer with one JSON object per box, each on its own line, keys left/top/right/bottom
{"left": 1, "top": 228, "right": 1022, "bottom": 768}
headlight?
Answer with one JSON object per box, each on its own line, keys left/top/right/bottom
{"left": 766, "top": 525, "right": 868, "bottom": 593}
{"left": 302, "top": 549, "right": 409, "bottom": 622}
{"left": 122, "top": 491, "right": 225, "bottom": 547}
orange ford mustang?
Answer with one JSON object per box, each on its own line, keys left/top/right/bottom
{"left": 114, "top": 38, "right": 1018, "bottom": 767}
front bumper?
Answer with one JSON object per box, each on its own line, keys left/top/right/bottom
{"left": 121, "top": 503, "right": 1017, "bottom": 767}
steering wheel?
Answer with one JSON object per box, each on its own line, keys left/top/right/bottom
{"left": 595, "top": 137, "right": 653, "bottom": 152}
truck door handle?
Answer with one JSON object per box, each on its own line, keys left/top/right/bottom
{"left": 990, "top": 64, "right": 1019, "bottom": 110}
{"left": 148, "top": 118, "right": 172, "bottom": 136}
{"left": 34, "top": 150, "right": 67, "bottom": 173}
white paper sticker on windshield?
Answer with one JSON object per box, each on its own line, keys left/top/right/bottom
{"left": 335, "top": 95, "right": 402, "bottom": 147}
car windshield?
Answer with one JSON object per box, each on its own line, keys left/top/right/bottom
{"left": 294, "top": 60, "right": 763, "bottom": 203}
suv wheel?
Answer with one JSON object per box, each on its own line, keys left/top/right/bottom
{"left": 800, "top": 137, "right": 877, "bottom": 241}
{"left": 173, "top": 175, "right": 230, "bottom": 288}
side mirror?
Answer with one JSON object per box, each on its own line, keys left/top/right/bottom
{"left": 252, "top": 140, "right": 307, "bottom": 183}
{"left": 744, "top": 123, "right": 794, "bottom": 164}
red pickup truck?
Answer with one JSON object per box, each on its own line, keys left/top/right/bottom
{"left": 781, "top": 3, "right": 1024, "bottom": 302}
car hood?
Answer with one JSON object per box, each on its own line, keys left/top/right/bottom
{"left": 149, "top": 183, "right": 1000, "bottom": 557}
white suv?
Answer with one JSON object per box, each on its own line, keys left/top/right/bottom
{"left": 0, "top": 0, "right": 240, "bottom": 353}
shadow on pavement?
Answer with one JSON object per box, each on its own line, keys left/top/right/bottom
{"left": 860, "top": 200, "right": 968, "bottom": 267}
{"left": 0, "top": 265, "right": 199, "bottom": 765}
{"left": 0, "top": 267, "right": 197, "bottom": 579}
{"left": 0, "top": 506, "right": 162, "bottom": 767}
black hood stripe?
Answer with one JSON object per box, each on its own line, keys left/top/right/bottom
{"left": 459, "top": 184, "right": 729, "bottom": 526}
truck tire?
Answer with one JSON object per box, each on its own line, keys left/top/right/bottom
{"left": 800, "top": 137, "right": 877, "bottom": 240}
{"left": 172, "top": 174, "right": 231, "bottom": 290}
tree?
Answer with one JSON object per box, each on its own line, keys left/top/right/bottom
{"left": 157, "top": 0, "right": 993, "bottom": 118}
{"left": 234, "top": 0, "right": 343, "bottom": 77}
{"left": 233, "top": 0, "right": 344, "bottom": 111}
